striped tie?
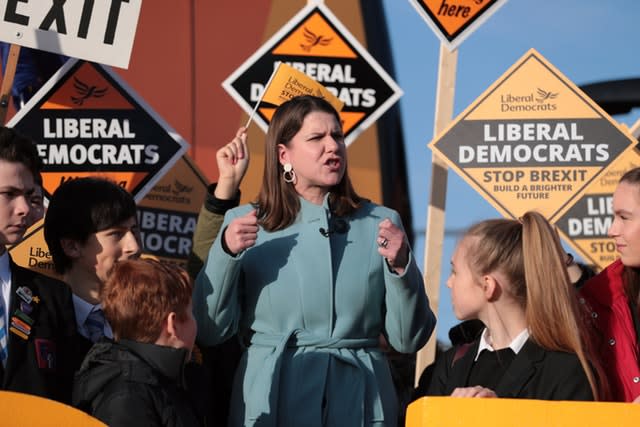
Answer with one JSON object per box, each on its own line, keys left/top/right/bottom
{"left": 85, "top": 307, "right": 105, "bottom": 343}
{"left": 0, "top": 298, "right": 7, "bottom": 365}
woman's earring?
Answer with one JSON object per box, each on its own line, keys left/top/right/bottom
{"left": 283, "top": 163, "right": 296, "bottom": 183}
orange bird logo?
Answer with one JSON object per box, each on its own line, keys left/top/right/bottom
{"left": 71, "top": 77, "right": 108, "bottom": 106}
{"left": 300, "top": 27, "right": 332, "bottom": 52}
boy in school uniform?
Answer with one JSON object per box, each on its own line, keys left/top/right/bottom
{"left": 43, "top": 177, "right": 142, "bottom": 369}
{"left": 0, "top": 126, "right": 76, "bottom": 403}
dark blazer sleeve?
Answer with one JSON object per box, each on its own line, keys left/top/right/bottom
{"left": 423, "top": 346, "right": 456, "bottom": 396}
{"left": 496, "top": 341, "right": 594, "bottom": 401}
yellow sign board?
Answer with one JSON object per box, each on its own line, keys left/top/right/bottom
{"left": 261, "top": 62, "right": 344, "bottom": 112}
{"left": 429, "top": 49, "right": 637, "bottom": 221}
{"left": 554, "top": 121, "right": 640, "bottom": 269}
{"left": 0, "top": 391, "right": 105, "bottom": 426}
{"left": 8, "top": 220, "right": 59, "bottom": 280}
{"left": 407, "top": 397, "right": 640, "bottom": 427}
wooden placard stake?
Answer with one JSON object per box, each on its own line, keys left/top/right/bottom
{"left": 0, "top": 44, "right": 21, "bottom": 125}
{"left": 415, "top": 43, "right": 458, "bottom": 386}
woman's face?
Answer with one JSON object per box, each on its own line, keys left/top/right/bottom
{"left": 609, "top": 181, "right": 640, "bottom": 267}
{"left": 278, "top": 111, "right": 346, "bottom": 202}
{"left": 447, "top": 239, "right": 485, "bottom": 320}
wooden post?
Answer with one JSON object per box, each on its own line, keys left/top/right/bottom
{"left": 415, "top": 43, "right": 458, "bottom": 385}
{"left": 0, "top": 44, "right": 21, "bottom": 125}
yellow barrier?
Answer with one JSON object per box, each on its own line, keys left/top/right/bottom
{"left": 0, "top": 391, "right": 105, "bottom": 426}
{"left": 406, "top": 396, "right": 640, "bottom": 427}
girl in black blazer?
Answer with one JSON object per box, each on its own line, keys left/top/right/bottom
{"left": 423, "top": 211, "right": 605, "bottom": 401}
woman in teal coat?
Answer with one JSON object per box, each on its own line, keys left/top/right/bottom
{"left": 194, "top": 95, "right": 435, "bottom": 427}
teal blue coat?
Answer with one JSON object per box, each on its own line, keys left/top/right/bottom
{"left": 194, "top": 197, "right": 435, "bottom": 427}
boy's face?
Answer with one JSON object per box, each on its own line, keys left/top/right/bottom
{"left": 0, "top": 160, "right": 35, "bottom": 250}
{"left": 74, "top": 216, "right": 142, "bottom": 285}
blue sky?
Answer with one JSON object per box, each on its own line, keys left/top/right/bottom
{"left": 381, "top": 0, "right": 640, "bottom": 344}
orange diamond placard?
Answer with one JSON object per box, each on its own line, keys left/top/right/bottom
{"left": 429, "top": 49, "right": 637, "bottom": 222}
{"left": 223, "top": 2, "right": 402, "bottom": 146}
{"left": 408, "top": 0, "right": 508, "bottom": 50}
{"left": 7, "top": 59, "right": 188, "bottom": 202}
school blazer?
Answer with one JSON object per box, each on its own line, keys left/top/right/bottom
{"left": 1, "top": 260, "right": 77, "bottom": 404}
{"left": 426, "top": 339, "right": 593, "bottom": 401}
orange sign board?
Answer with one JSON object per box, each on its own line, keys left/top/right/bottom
{"left": 261, "top": 62, "right": 344, "bottom": 112}
{"left": 407, "top": 397, "right": 640, "bottom": 427}
{"left": 223, "top": 2, "right": 402, "bottom": 145}
{"left": 429, "top": 49, "right": 637, "bottom": 221}
{"left": 554, "top": 121, "right": 640, "bottom": 269}
{"left": 0, "top": 391, "right": 105, "bottom": 426}
{"left": 7, "top": 59, "right": 188, "bottom": 202}
{"left": 138, "top": 156, "right": 209, "bottom": 267}
{"left": 409, "top": 0, "right": 508, "bottom": 50}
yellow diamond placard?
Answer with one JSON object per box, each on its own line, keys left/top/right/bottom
{"left": 429, "top": 49, "right": 638, "bottom": 221}
{"left": 554, "top": 121, "right": 640, "bottom": 269}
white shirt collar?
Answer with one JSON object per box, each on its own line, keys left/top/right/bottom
{"left": 0, "top": 251, "right": 10, "bottom": 288}
{"left": 0, "top": 252, "right": 10, "bottom": 329}
{"left": 474, "top": 327, "right": 530, "bottom": 361}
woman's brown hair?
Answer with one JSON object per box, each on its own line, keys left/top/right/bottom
{"left": 101, "top": 258, "right": 193, "bottom": 343}
{"left": 619, "top": 167, "right": 640, "bottom": 311}
{"left": 254, "top": 95, "right": 361, "bottom": 231}
{"left": 463, "top": 211, "right": 602, "bottom": 399}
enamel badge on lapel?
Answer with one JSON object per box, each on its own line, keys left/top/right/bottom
{"left": 10, "top": 286, "right": 39, "bottom": 340}
{"left": 35, "top": 339, "right": 56, "bottom": 370}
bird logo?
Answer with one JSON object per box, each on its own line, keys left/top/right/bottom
{"left": 300, "top": 27, "right": 332, "bottom": 52}
{"left": 172, "top": 179, "right": 193, "bottom": 195}
{"left": 536, "top": 88, "right": 558, "bottom": 103}
{"left": 71, "top": 77, "right": 108, "bottom": 106}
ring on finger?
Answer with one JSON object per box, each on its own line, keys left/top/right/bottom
{"left": 378, "top": 237, "right": 388, "bottom": 248}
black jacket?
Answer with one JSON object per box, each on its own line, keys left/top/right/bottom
{"left": 425, "top": 338, "right": 594, "bottom": 401}
{"left": 2, "top": 261, "right": 77, "bottom": 403}
{"left": 73, "top": 339, "right": 202, "bottom": 427}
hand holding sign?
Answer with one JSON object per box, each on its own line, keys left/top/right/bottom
{"left": 215, "top": 127, "right": 250, "bottom": 200}
{"left": 246, "top": 62, "right": 344, "bottom": 128}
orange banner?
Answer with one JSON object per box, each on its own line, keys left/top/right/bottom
{"left": 261, "top": 62, "right": 344, "bottom": 112}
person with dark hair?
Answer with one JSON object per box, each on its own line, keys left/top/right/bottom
{"left": 425, "top": 211, "right": 604, "bottom": 401}
{"left": 581, "top": 166, "right": 640, "bottom": 402}
{"left": 73, "top": 259, "right": 201, "bottom": 426}
{"left": 194, "top": 95, "right": 435, "bottom": 426}
{"left": 44, "top": 177, "right": 142, "bottom": 368}
{"left": 0, "top": 126, "right": 76, "bottom": 402}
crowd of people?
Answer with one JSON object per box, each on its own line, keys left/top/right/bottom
{"left": 0, "top": 94, "right": 639, "bottom": 426}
